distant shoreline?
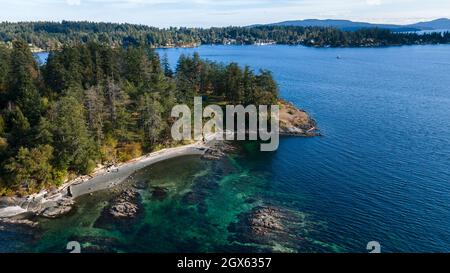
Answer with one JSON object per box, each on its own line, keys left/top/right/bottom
{"left": 2, "top": 21, "right": 449, "bottom": 52}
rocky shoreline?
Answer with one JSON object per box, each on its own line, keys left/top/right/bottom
{"left": 0, "top": 102, "right": 318, "bottom": 225}
{"left": 0, "top": 192, "right": 75, "bottom": 220}
{"left": 279, "top": 100, "right": 321, "bottom": 137}
{"left": 0, "top": 217, "right": 39, "bottom": 229}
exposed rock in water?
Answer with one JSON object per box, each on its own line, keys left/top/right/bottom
{"left": 109, "top": 190, "right": 140, "bottom": 218}
{"left": 228, "top": 205, "right": 307, "bottom": 251}
{"left": 94, "top": 189, "right": 143, "bottom": 232}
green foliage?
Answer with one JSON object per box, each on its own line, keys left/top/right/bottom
{"left": 84, "top": 159, "right": 97, "bottom": 175}
{"left": 4, "top": 145, "right": 55, "bottom": 192}
{"left": 7, "top": 40, "right": 43, "bottom": 124}
{"left": 161, "top": 53, "right": 173, "bottom": 77}
{"left": 0, "top": 45, "right": 10, "bottom": 103}
{"left": 5, "top": 106, "right": 31, "bottom": 149}
{"left": 51, "top": 94, "right": 97, "bottom": 174}
{"left": 117, "top": 142, "right": 142, "bottom": 162}
{"left": 100, "top": 135, "right": 118, "bottom": 163}
{"left": 0, "top": 115, "right": 5, "bottom": 136}
{"left": 175, "top": 55, "right": 278, "bottom": 106}
{"left": 138, "top": 93, "right": 164, "bottom": 148}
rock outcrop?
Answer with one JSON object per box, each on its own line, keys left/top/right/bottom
{"left": 40, "top": 198, "right": 74, "bottom": 219}
{"left": 228, "top": 205, "right": 307, "bottom": 251}
{"left": 279, "top": 100, "right": 320, "bottom": 137}
{"left": 0, "top": 217, "right": 38, "bottom": 229}
{"left": 93, "top": 189, "right": 143, "bottom": 233}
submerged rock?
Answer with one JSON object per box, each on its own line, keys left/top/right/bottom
{"left": 68, "top": 235, "right": 122, "bottom": 253}
{"left": 133, "top": 180, "right": 148, "bottom": 190}
{"left": 249, "top": 207, "right": 285, "bottom": 235}
{"left": 181, "top": 191, "right": 199, "bottom": 204}
{"left": 150, "top": 186, "right": 168, "bottom": 200}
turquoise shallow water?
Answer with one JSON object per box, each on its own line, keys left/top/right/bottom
{"left": 2, "top": 45, "right": 450, "bottom": 253}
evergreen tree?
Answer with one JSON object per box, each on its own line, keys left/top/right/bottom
{"left": 51, "top": 94, "right": 96, "bottom": 174}
{"left": 138, "top": 93, "right": 164, "bottom": 149}
{"left": 0, "top": 45, "right": 10, "bottom": 106}
{"left": 7, "top": 40, "right": 42, "bottom": 124}
{"left": 84, "top": 85, "right": 105, "bottom": 144}
{"left": 161, "top": 53, "right": 173, "bottom": 77}
{"left": 224, "top": 63, "right": 244, "bottom": 104}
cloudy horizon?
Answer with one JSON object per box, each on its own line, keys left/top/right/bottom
{"left": 0, "top": 0, "right": 449, "bottom": 28}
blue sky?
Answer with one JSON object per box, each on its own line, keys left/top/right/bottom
{"left": 0, "top": 0, "right": 449, "bottom": 27}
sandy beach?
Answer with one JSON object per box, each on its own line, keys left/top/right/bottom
{"left": 70, "top": 142, "right": 208, "bottom": 198}
{"left": 0, "top": 136, "right": 216, "bottom": 218}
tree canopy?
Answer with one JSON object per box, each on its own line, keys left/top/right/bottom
{"left": 0, "top": 41, "right": 278, "bottom": 195}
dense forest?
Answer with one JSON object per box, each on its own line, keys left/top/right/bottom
{"left": 0, "top": 41, "right": 278, "bottom": 196}
{"left": 0, "top": 21, "right": 449, "bottom": 50}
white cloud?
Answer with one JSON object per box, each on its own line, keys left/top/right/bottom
{"left": 0, "top": 0, "right": 448, "bottom": 27}
{"left": 67, "top": 0, "right": 81, "bottom": 6}
{"left": 366, "top": 0, "right": 382, "bottom": 5}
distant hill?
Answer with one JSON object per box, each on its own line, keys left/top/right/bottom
{"left": 408, "top": 18, "right": 450, "bottom": 30}
{"left": 262, "top": 18, "right": 450, "bottom": 32}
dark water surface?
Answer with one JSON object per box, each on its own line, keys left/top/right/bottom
{"left": 2, "top": 45, "right": 449, "bottom": 253}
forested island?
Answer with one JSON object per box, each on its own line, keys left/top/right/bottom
{"left": 1, "top": 21, "right": 449, "bottom": 51}
{"left": 0, "top": 40, "right": 280, "bottom": 196}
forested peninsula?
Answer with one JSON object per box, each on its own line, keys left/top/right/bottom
{"left": 1, "top": 21, "right": 449, "bottom": 51}
{"left": 0, "top": 40, "right": 280, "bottom": 196}
{"left": 1, "top": 20, "right": 444, "bottom": 197}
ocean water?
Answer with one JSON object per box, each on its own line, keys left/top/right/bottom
{"left": 2, "top": 45, "right": 450, "bottom": 253}
{"left": 34, "top": 52, "right": 49, "bottom": 66}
